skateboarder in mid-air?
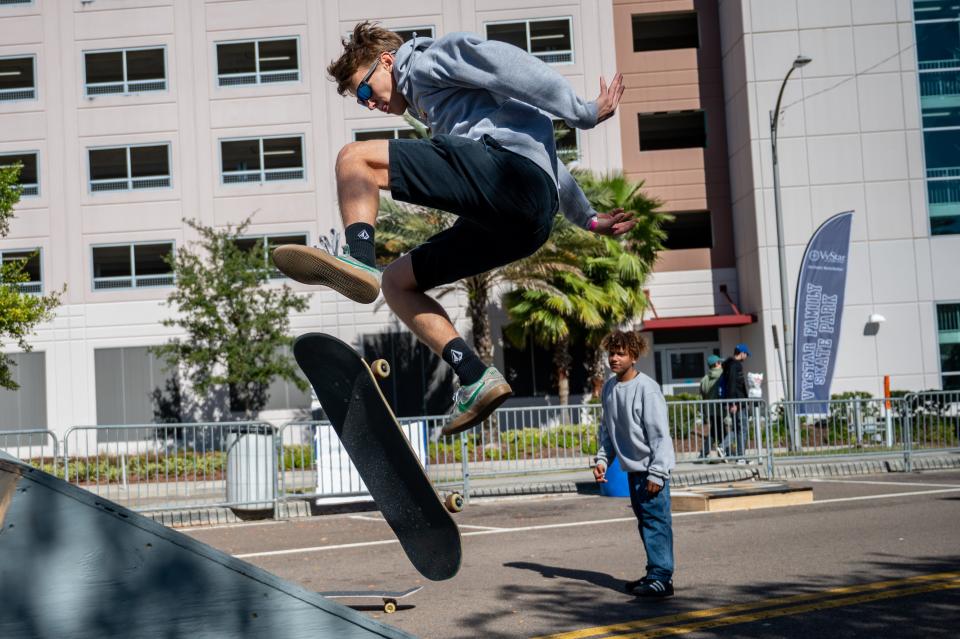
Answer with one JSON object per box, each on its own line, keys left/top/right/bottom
{"left": 273, "top": 22, "right": 635, "bottom": 434}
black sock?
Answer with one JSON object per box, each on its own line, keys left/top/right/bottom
{"left": 442, "top": 337, "right": 487, "bottom": 386}
{"left": 344, "top": 222, "right": 375, "bottom": 267}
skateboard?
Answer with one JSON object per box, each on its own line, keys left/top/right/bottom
{"left": 318, "top": 585, "right": 423, "bottom": 614}
{"left": 293, "top": 332, "right": 462, "bottom": 581}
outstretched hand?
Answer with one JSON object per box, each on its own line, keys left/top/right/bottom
{"left": 595, "top": 73, "right": 624, "bottom": 124}
{"left": 592, "top": 208, "right": 636, "bottom": 236}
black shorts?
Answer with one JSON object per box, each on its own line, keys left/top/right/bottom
{"left": 388, "top": 134, "right": 559, "bottom": 291}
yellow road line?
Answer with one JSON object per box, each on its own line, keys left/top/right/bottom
{"left": 617, "top": 578, "right": 960, "bottom": 638}
{"left": 535, "top": 571, "right": 960, "bottom": 639}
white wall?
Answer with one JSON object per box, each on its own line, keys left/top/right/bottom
{"left": 0, "top": 0, "right": 621, "bottom": 436}
{"left": 717, "top": 0, "right": 959, "bottom": 399}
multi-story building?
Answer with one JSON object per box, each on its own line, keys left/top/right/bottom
{"left": 0, "top": 0, "right": 621, "bottom": 436}
{"left": 615, "top": 0, "right": 959, "bottom": 399}
{"left": 2, "top": 0, "right": 958, "bottom": 438}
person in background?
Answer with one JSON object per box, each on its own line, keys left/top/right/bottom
{"left": 698, "top": 354, "right": 724, "bottom": 459}
{"left": 593, "top": 330, "right": 676, "bottom": 598}
{"left": 721, "top": 343, "right": 751, "bottom": 462}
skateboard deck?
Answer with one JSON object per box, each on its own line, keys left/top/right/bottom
{"left": 293, "top": 333, "right": 462, "bottom": 581}
{"left": 318, "top": 586, "right": 423, "bottom": 614}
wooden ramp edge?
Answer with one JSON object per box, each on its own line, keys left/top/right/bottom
{"left": 0, "top": 454, "right": 416, "bottom": 639}
{"left": 672, "top": 481, "right": 814, "bottom": 513}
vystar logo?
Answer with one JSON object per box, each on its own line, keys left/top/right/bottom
{"left": 808, "top": 250, "right": 846, "bottom": 264}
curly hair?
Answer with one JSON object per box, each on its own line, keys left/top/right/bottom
{"left": 600, "top": 330, "right": 649, "bottom": 359}
{"left": 327, "top": 21, "right": 403, "bottom": 96}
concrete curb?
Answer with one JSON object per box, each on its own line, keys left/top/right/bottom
{"left": 772, "top": 454, "right": 960, "bottom": 480}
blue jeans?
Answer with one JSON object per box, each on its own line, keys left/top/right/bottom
{"left": 627, "top": 471, "right": 674, "bottom": 582}
{"left": 721, "top": 406, "right": 747, "bottom": 457}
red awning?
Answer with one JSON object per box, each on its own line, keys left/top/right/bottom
{"left": 641, "top": 313, "right": 755, "bottom": 331}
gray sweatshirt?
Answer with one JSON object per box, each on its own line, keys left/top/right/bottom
{"left": 596, "top": 372, "right": 676, "bottom": 486}
{"left": 393, "top": 32, "right": 599, "bottom": 229}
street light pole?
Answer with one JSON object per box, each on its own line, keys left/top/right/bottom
{"left": 770, "top": 55, "right": 811, "bottom": 450}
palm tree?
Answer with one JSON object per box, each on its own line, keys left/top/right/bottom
{"left": 502, "top": 217, "right": 608, "bottom": 405}
{"left": 504, "top": 171, "right": 666, "bottom": 403}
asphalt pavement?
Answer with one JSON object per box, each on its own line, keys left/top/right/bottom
{"left": 185, "top": 470, "right": 960, "bottom": 638}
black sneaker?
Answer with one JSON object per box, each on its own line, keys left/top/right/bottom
{"left": 630, "top": 579, "right": 674, "bottom": 598}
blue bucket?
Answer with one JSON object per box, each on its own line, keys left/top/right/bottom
{"left": 599, "top": 457, "right": 630, "bottom": 497}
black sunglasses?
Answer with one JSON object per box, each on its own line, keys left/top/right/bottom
{"left": 355, "top": 50, "right": 396, "bottom": 106}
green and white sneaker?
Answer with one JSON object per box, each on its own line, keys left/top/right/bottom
{"left": 442, "top": 367, "right": 513, "bottom": 436}
{"left": 271, "top": 244, "right": 381, "bottom": 304}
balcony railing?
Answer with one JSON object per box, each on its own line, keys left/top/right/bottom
{"left": 533, "top": 51, "right": 573, "bottom": 64}
{"left": 85, "top": 79, "right": 167, "bottom": 96}
{"left": 93, "top": 273, "right": 174, "bottom": 290}
{"left": 920, "top": 71, "right": 960, "bottom": 98}
{"left": 217, "top": 69, "right": 300, "bottom": 87}
{"left": 89, "top": 175, "right": 171, "bottom": 192}
{"left": 221, "top": 167, "right": 304, "bottom": 184}
{"left": 919, "top": 58, "right": 960, "bottom": 71}
{"left": 0, "top": 87, "right": 35, "bottom": 101}
{"left": 928, "top": 166, "right": 960, "bottom": 179}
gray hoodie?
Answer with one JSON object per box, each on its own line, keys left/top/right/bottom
{"left": 392, "top": 32, "right": 599, "bottom": 229}
{"left": 596, "top": 371, "right": 676, "bottom": 486}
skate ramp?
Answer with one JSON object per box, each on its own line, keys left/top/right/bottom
{"left": 0, "top": 454, "right": 415, "bottom": 639}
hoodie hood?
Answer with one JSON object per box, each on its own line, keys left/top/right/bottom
{"left": 393, "top": 35, "right": 433, "bottom": 122}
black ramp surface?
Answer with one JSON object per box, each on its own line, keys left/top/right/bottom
{"left": 293, "top": 333, "right": 461, "bottom": 581}
{"left": 0, "top": 456, "right": 415, "bottom": 639}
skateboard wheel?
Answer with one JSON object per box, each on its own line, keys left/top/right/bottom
{"left": 372, "top": 359, "right": 391, "bottom": 379}
{"left": 384, "top": 600, "right": 397, "bottom": 614}
{"left": 444, "top": 492, "right": 464, "bottom": 513}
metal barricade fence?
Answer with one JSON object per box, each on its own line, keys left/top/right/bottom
{"left": 0, "top": 429, "right": 59, "bottom": 473}
{"left": 666, "top": 398, "right": 770, "bottom": 470}
{"left": 277, "top": 417, "right": 456, "bottom": 504}
{"left": 769, "top": 397, "right": 910, "bottom": 461}
{"left": 62, "top": 422, "right": 278, "bottom": 513}
{"left": 902, "top": 390, "right": 960, "bottom": 454}
{"left": 436, "top": 404, "right": 602, "bottom": 485}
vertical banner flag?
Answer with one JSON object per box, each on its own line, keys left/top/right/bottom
{"left": 793, "top": 211, "right": 854, "bottom": 414}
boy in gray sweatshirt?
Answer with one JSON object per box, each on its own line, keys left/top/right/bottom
{"left": 272, "top": 22, "right": 632, "bottom": 435}
{"left": 594, "top": 330, "right": 676, "bottom": 598}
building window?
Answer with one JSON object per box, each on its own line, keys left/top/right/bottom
{"left": 91, "top": 241, "right": 174, "bottom": 290}
{"left": 937, "top": 303, "right": 960, "bottom": 390}
{"left": 651, "top": 329, "right": 720, "bottom": 397}
{"left": 485, "top": 18, "right": 574, "bottom": 65}
{"left": 638, "top": 110, "right": 707, "bottom": 151}
{"left": 88, "top": 144, "right": 171, "bottom": 192}
{"left": 394, "top": 27, "right": 434, "bottom": 42}
{"left": 220, "top": 136, "right": 304, "bottom": 184}
{"left": 216, "top": 38, "right": 299, "bottom": 87}
{"left": 234, "top": 233, "right": 307, "bottom": 278}
{"left": 1, "top": 0, "right": 34, "bottom": 5}
{"left": 353, "top": 128, "right": 420, "bottom": 142}
{"left": 84, "top": 47, "right": 166, "bottom": 96}
{"left": 0, "top": 248, "right": 41, "bottom": 294}
{"left": 0, "top": 152, "right": 38, "bottom": 196}
{"left": 631, "top": 12, "right": 699, "bottom": 52}
{"left": 0, "top": 351, "right": 46, "bottom": 431}
{"left": 914, "top": 1, "right": 960, "bottom": 235}
{"left": 553, "top": 119, "right": 580, "bottom": 163}
{"left": 0, "top": 55, "right": 36, "bottom": 101}
{"left": 94, "top": 346, "right": 176, "bottom": 426}
{"left": 662, "top": 211, "right": 713, "bottom": 250}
